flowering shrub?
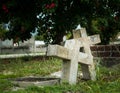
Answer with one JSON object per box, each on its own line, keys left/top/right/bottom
{"left": 2, "top": 4, "right": 8, "bottom": 13}
{"left": 0, "top": 0, "right": 119, "bottom": 44}
{"left": 45, "top": 3, "right": 56, "bottom": 9}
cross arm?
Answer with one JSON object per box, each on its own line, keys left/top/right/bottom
{"left": 73, "top": 28, "right": 101, "bottom": 45}
{"left": 47, "top": 45, "right": 69, "bottom": 60}
{"left": 88, "top": 34, "right": 101, "bottom": 44}
{"left": 47, "top": 45, "right": 91, "bottom": 65}
{"left": 68, "top": 51, "right": 91, "bottom": 64}
{"left": 65, "top": 35, "right": 100, "bottom": 50}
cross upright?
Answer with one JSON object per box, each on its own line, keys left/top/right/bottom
{"left": 72, "top": 28, "right": 101, "bottom": 81}
{"left": 47, "top": 28, "right": 101, "bottom": 84}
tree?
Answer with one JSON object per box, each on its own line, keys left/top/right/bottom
{"left": 0, "top": 24, "right": 8, "bottom": 39}
{"left": 0, "top": 0, "right": 120, "bottom": 44}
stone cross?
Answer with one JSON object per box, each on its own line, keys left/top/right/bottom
{"left": 47, "top": 28, "right": 100, "bottom": 84}
{"left": 72, "top": 28, "right": 101, "bottom": 81}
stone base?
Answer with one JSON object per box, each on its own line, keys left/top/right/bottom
{"left": 11, "top": 77, "right": 60, "bottom": 88}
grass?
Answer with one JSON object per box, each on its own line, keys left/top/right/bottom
{"left": 0, "top": 57, "right": 120, "bottom": 93}
{"left": 0, "top": 57, "right": 61, "bottom": 79}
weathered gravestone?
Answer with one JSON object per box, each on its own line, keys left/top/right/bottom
{"left": 47, "top": 28, "right": 101, "bottom": 84}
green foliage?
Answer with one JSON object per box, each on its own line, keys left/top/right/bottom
{"left": 35, "top": 34, "right": 44, "bottom": 41}
{"left": 90, "top": 17, "right": 119, "bottom": 44}
{"left": 0, "top": 0, "right": 38, "bottom": 42}
{"left": 0, "top": 79, "right": 13, "bottom": 92}
{"left": 6, "top": 18, "right": 34, "bottom": 42}
{"left": 0, "top": 24, "right": 8, "bottom": 39}
{"left": 0, "top": 0, "right": 120, "bottom": 44}
{"left": 0, "top": 57, "right": 62, "bottom": 79}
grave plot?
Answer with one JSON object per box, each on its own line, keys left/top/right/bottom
{"left": 47, "top": 28, "right": 101, "bottom": 84}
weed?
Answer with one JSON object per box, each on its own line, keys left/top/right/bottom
{"left": 0, "top": 57, "right": 120, "bottom": 93}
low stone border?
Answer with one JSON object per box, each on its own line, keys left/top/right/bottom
{"left": 0, "top": 52, "right": 46, "bottom": 59}
{"left": 10, "top": 77, "right": 61, "bottom": 88}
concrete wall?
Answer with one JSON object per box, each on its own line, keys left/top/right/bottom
{"left": 0, "top": 46, "right": 30, "bottom": 54}
{"left": 0, "top": 39, "right": 13, "bottom": 47}
{"left": 0, "top": 37, "right": 35, "bottom": 54}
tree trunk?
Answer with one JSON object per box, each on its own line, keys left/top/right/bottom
{"left": 53, "top": 31, "right": 65, "bottom": 45}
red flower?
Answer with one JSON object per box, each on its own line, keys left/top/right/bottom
{"left": 2, "top": 4, "right": 9, "bottom": 13}
{"left": 45, "top": 4, "right": 50, "bottom": 9}
{"left": 5, "top": 9, "right": 9, "bottom": 13}
{"left": 2, "top": 4, "right": 7, "bottom": 10}
{"left": 45, "top": 3, "right": 56, "bottom": 9}
{"left": 49, "top": 3, "right": 56, "bottom": 8}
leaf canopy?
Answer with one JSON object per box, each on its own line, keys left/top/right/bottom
{"left": 0, "top": 0, "right": 120, "bottom": 44}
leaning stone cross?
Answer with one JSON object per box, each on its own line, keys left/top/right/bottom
{"left": 47, "top": 28, "right": 101, "bottom": 84}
